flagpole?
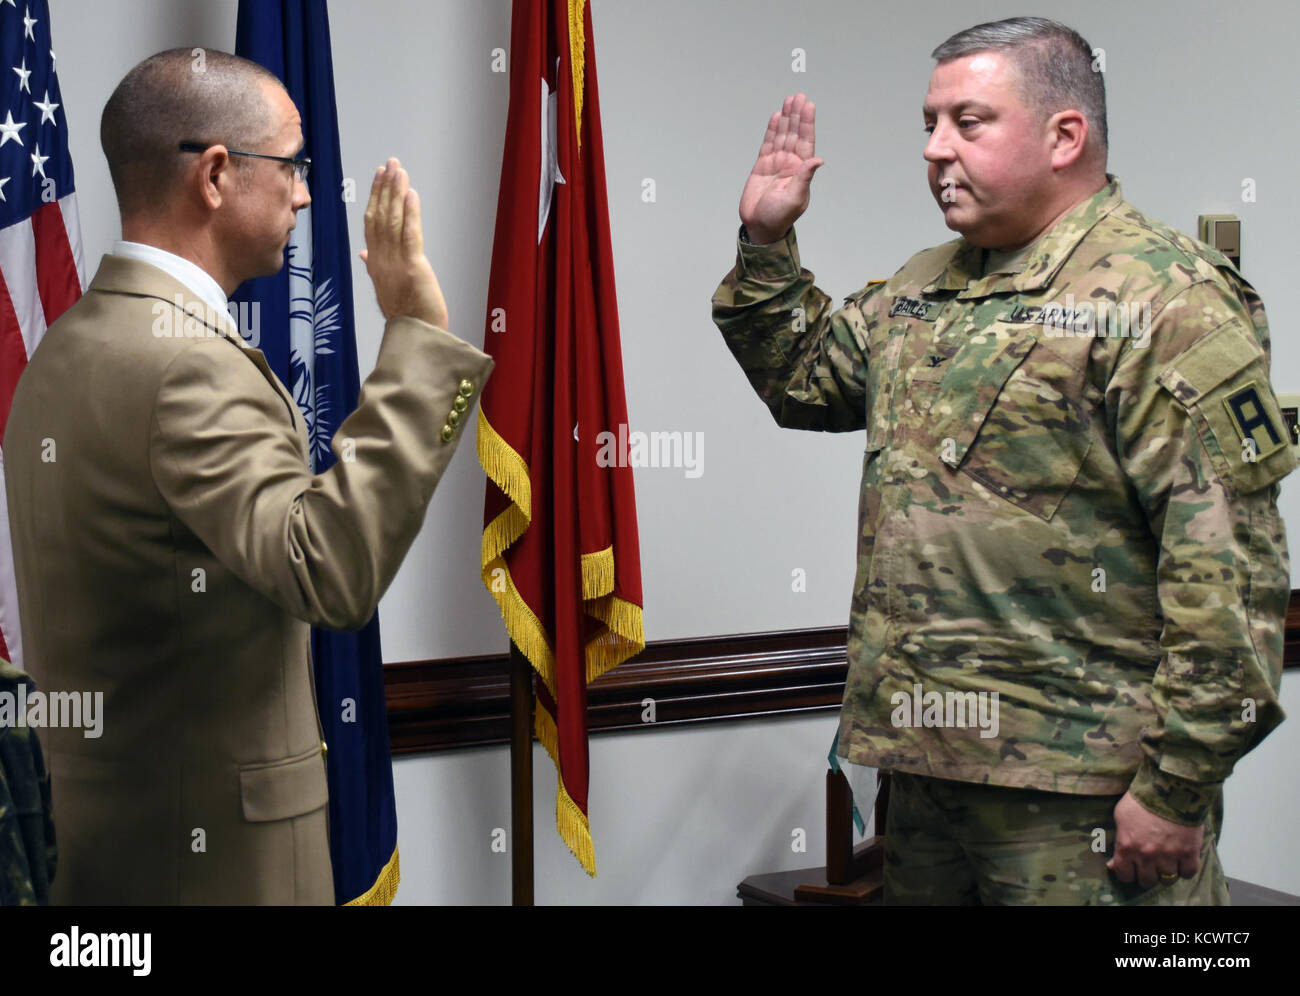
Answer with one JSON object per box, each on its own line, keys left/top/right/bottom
{"left": 482, "top": 0, "right": 644, "bottom": 885}
{"left": 509, "top": 642, "right": 534, "bottom": 905}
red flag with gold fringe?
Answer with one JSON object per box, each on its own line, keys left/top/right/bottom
{"left": 477, "top": 0, "right": 644, "bottom": 875}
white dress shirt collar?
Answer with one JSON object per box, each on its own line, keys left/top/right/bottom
{"left": 111, "top": 241, "right": 232, "bottom": 331}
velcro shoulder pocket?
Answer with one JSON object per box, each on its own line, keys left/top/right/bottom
{"left": 843, "top": 279, "right": 888, "bottom": 309}
{"left": 1156, "top": 321, "right": 1297, "bottom": 495}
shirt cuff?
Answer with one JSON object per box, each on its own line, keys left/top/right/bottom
{"left": 1128, "top": 757, "right": 1221, "bottom": 826}
{"left": 735, "top": 224, "right": 803, "bottom": 282}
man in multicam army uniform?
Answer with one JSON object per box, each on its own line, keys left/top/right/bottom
{"left": 712, "top": 17, "right": 1293, "bottom": 905}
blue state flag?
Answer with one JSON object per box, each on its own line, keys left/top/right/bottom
{"left": 232, "top": 0, "right": 399, "bottom": 905}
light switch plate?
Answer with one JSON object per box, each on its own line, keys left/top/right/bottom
{"left": 1198, "top": 214, "right": 1241, "bottom": 268}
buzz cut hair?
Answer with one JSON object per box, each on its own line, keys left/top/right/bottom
{"left": 931, "top": 17, "right": 1107, "bottom": 159}
{"left": 100, "top": 48, "right": 284, "bottom": 216}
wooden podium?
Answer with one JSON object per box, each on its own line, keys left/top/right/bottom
{"left": 737, "top": 770, "right": 890, "bottom": 906}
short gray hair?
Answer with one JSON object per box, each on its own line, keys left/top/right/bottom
{"left": 931, "top": 17, "right": 1107, "bottom": 158}
{"left": 101, "top": 48, "right": 284, "bottom": 216}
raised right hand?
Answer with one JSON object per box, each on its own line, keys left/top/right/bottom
{"left": 739, "top": 93, "right": 824, "bottom": 245}
{"left": 359, "top": 158, "right": 450, "bottom": 330}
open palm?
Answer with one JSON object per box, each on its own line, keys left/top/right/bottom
{"left": 739, "top": 93, "right": 824, "bottom": 244}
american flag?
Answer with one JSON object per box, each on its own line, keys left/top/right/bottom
{"left": 0, "top": 0, "right": 84, "bottom": 670}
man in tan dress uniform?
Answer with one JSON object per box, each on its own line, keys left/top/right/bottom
{"left": 3, "top": 49, "right": 492, "bottom": 904}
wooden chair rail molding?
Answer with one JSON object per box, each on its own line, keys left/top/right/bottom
{"left": 384, "top": 590, "right": 1300, "bottom": 755}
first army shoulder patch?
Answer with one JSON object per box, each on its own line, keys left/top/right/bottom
{"left": 1157, "top": 321, "right": 1297, "bottom": 494}
{"left": 1222, "top": 382, "right": 1287, "bottom": 462}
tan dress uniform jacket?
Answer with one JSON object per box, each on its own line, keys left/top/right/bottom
{"left": 3, "top": 254, "right": 492, "bottom": 904}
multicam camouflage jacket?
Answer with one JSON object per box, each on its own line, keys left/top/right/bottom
{"left": 712, "top": 177, "right": 1294, "bottom": 826}
{"left": 1, "top": 658, "right": 56, "bottom": 905}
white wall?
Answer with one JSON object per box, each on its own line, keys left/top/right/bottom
{"left": 50, "top": 0, "right": 1300, "bottom": 903}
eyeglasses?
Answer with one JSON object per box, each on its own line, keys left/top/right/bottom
{"left": 178, "top": 141, "right": 311, "bottom": 184}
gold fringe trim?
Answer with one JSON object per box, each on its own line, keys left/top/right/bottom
{"left": 342, "top": 845, "right": 400, "bottom": 906}
{"left": 568, "top": 0, "right": 585, "bottom": 149}
{"left": 482, "top": 502, "right": 527, "bottom": 569}
{"left": 584, "top": 594, "right": 644, "bottom": 684}
{"left": 581, "top": 545, "right": 614, "bottom": 599}
{"left": 534, "top": 699, "right": 596, "bottom": 876}
{"left": 477, "top": 412, "right": 531, "bottom": 520}
{"left": 482, "top": 553, "right": 557, "bottom": 699}
{"left": 479, "top": 411, "right": 556, "bottom": 696}
{"left": 556, "top": 775, "right": 596, "bottom": 876}
{"left": 535, "top": 698, "right": 560, "bottom": 769}
{"left": 589, "top": 590, "right": 644, "bottom": 646}
{"left": 580, "top": 548, "right": 645, "bottom": 679}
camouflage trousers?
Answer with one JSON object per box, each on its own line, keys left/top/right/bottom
{"left": 883, "top": 772, "right": 1229, "bottom": 906}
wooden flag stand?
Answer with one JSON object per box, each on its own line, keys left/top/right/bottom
{"left": 510, "top": 643, "right": 534, "bottom": 906}
{"left": 791, "top": 770, "right": 891, "bottom": 904}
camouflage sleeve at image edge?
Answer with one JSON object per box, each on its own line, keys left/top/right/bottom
{"left": 0, "top": 660, "right": 56, "bottom": 905}
{"left": 711, "top": 227, "right": 879, "bottom": 432}
{"left": 1111, "top": 279, "right": 1295, "bottom": 825}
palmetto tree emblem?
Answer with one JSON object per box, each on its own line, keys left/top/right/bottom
{"left": 287, "top": 222, "right": 339, "bottom": 472}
